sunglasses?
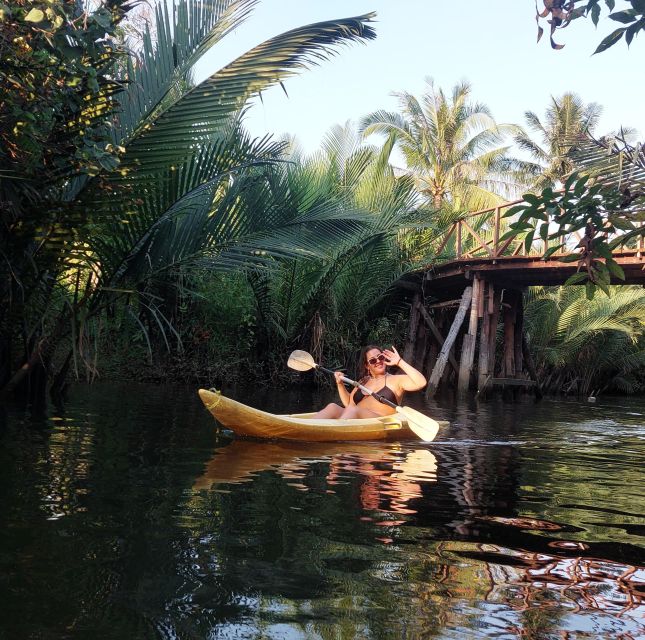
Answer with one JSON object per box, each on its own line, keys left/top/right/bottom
{"left": 367, "top": 354, "right": 386, "bottom": 366}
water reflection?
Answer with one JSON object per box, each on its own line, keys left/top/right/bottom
{"left": 443, "top": 542, "right": 644, "bottom": 634}
{"left": 194, "top": 440, "right": 438, "bottom": 519}
{"left": 0, "top": 383, "right": 643, "bottom": 639}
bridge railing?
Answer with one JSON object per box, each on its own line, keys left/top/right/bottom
{"left": 436, "top": 197, "right": 644, "bottom": 261}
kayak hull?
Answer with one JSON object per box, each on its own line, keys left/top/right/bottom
{"left": 198, "top": 389, "right": 447, "bottom": 442}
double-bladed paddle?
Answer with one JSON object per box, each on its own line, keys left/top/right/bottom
{"left": 287, "top": 350, "right": 440, "bottom": 442}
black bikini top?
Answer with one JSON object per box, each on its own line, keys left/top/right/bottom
{"left": 352, "top": 374, "right": 399, "bottom": 405}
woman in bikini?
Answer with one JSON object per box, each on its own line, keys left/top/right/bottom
{"left": 313, "top": 345, "right": 427, "bottom": 419}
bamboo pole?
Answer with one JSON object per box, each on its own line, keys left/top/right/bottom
{"left": 426, "top": 286, "right": 472, "bottom": 397}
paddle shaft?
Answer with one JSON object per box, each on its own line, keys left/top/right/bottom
{"left": 291, "top": 350, "right": 439, "bottom": 441}
{"left": 315, "top": 364, "right": 398, "bottom": 410}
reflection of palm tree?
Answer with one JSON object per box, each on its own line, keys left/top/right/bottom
{"left": 514, "top": 92, "right": 602, "bottom": 189}
{"left": 360, "top": 78, "right": 524, "bottom": 211}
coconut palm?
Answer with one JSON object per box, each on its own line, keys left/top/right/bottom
{"left": 359, "top": 78, "right": 526, "bottom": 212}
{"left": 0, "top": 0, "right": 378, "bottom": 395}
{"left": 514, "top": 92, "right": 603, "bottom": 189}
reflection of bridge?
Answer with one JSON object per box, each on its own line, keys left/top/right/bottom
{"left": 402, "top": 199, "right": 645, "bottom": 397}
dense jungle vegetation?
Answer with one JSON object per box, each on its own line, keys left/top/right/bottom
{"left": 1, "top": 0, "right": 644, "bottom": 400}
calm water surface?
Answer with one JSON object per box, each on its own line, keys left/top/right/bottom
{"left": 0, "top": 383, "right": 643, "bottom": 639}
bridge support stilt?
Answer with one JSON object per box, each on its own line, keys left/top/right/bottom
{"left": 425, "top": 286, "right": 472, "bottom": 398}
{"left": 410, "top": 280, "right": 541, "bottom": 399}
{"left": 458, "top": 275, "right": 482, "bottom": 393}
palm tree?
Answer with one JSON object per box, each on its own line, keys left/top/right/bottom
{"left": 241, "top": 122, "right": 437, "bottom": 370}
{"left": 514, "top": 92, "right": 603, "bottom": 189}
{"left": 524, "top": 285, "right": 645, "bottom": 395}
{"left": 0, "top": 0, "right": 378, "bottom": 395}
{"left": 359, "top": 78, "right": 525, "bottom": 212}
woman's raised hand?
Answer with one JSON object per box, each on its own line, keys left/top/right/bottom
{"left": 334, "top": 371, "right": 346, "bottom": 384}
{"left": 383, "top": 346, "right": 402, "bottom": 367}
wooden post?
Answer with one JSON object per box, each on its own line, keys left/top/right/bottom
{"left": 514, "top": 292, "right": 524, "bottom": 377}
{"left": 502, "top": 290, "right": 517, "bottom": 377}
{"left": 403, "top": 295, "right": 421, "bottom": 364}
{"left": 488, "top": 286, "right": 501, "bottom": 381}
{"left": 426, "top": 286, "right": 472, "bottom": 397}
{"left": 477, "top": 281, "right": 491, "bottom": 391}
{"left": 458, "top": 276, "right": 481, "bottom": 393}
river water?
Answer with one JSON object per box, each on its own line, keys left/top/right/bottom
{"left": 0, "top": 382, "right": 643, "bottom": 639}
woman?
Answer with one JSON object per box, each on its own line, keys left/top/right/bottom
{"left": 313, "top": 345, "right": 427, "bottom": 419}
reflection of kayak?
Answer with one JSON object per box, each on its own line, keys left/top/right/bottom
{"left": 193, "top": 439, "right": 390, "bottom": 488}
{"left": 198, "top": 389, "right": 448, "bottom": 442}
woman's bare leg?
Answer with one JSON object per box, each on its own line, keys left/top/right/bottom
{"left": 312, "top": 403, "right": 344, "bottom": 418}
{"left": 339, "top": 405, "right": 382, "bottom": 419}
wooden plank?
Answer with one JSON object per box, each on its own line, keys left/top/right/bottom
{"left": 458, "top": 277, "right": 481, "bottom": 393}
{"left": 493, "top": 207, "right": 500, "bottom": 257}
{"left": 477, "top": 278, "right": 485, "bottom": 318}
{"left": 417, "top": 304, "right": 459, "bottom": 374}
{"left": 477, "top": 281, "right": 491, "bottom": 391}
{"left": 426, "top": 286, "right": 472, "bottom": 397}
{"left": 467, "top": 276, "right": 480, "bottom": 336}
{"left": 434, "top": 225, "right": 455, "bottom": 258}
{"left": 426, "top": 299, "right": 461, "bottom": 310}
{"left": 462, "top": 219, "right": 494, "bottom": 257}
{"left": 490, "top": 377, "right": 536, "bottom": 387}
{"left": 488, "top": 286, "right": 501, "bottom": 381}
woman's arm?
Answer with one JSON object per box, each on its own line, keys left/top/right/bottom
{"left": 334, "top": 370, "right": 352, "bottom": 407}
{"left": 383, "top": 346, "right": 427, "bottom": 391}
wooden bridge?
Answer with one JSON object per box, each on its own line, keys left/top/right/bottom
{"left": 401, "top": 198, "right": 645, "bottom": 398}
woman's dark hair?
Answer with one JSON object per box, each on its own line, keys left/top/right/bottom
{"left": 357, "top": 344, "right": 381, "bottom": 382}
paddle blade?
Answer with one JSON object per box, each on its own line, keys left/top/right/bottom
{"left": 397, "top": 406, "right": 441, "bottom": 442}
{"left": 287, "top": 350, "right": 317, "bottom": 372}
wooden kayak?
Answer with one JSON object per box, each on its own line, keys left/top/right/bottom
{"left": 198, "top": 389, "right": 448, "bottom": 442}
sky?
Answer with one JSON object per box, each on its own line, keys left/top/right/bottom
{"left": 196, "top": 0, "right": 645, "bottom": 154}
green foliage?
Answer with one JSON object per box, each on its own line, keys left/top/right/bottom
{"left": 525, "top": 285, "right": 645, "bottom": 395}
{"left": 360, "top": 79, "right": 528, "bottom": 212}
{"left": 535, "top": 1, "right": 645, "bottom": 51}
{"left": 514, "top": 93, "right": 602, "bottom": 191}
{"left": 232, "top": 123, "right": 442, "bottom": 377}
{"left": 0, "top": 0, "right": 127, "bottom": 179}
{"left": 501, "top": 173, "right": 644, "bottom": 297}
{"left": 0, "top": 0, "right": 379, "bottom": 394}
